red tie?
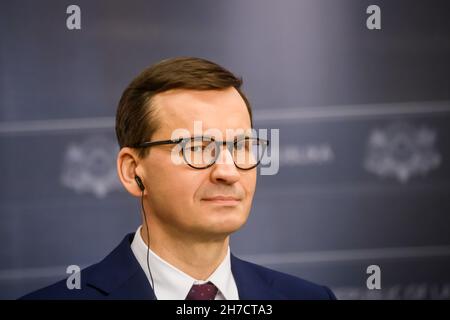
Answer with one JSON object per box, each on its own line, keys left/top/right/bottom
{"left": 185, "top": 281, "right": 218, "bottom": 300}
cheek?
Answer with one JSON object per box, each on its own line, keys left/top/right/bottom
{"left": 150, "top": 166, "right": 203, "bottom": 206}
{"left": 242, "top": 171, "right": 257, "bottom": 198}
{"left": 176, "top": 174, "right": 204, "bottom": 206}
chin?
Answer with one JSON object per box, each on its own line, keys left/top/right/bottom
{"left": 205, "top": 211, "right": 249, "bottom": 235}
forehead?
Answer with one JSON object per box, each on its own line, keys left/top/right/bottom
{"left": 151, "top": 87, "right": 251, "bottom": 139}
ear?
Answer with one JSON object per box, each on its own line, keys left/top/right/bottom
{"left": 117, "top": 147, "right": 146, "bottom": 197}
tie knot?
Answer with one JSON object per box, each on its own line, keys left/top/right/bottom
{"left": 185, "top": 281, "right": 218, "bottom": 300}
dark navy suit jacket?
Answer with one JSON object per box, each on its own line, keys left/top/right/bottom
{"left": 21, "top": 233, "right": 336, "bottom": 300}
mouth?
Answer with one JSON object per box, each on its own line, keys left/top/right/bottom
{"left": 201, "top": 196, "right": 242, "bottom": 206}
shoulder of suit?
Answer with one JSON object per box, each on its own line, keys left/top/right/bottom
{"left": 19, "top": 262, "right": 105, "bottom": 300}
{"left": 233, "top": 256, "right": 336, "bottom": 300}
{"left": 19, "top": 234, "right": 136, "bottom": 300}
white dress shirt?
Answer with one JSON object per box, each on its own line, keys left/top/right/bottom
{"left": 130, "top": 226, "right": 239, "bottom": 300}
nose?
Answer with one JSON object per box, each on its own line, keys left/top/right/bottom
{"left": 210, "top": 145, "right": 240, "bottom": 184}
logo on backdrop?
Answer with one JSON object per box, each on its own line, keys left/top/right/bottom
{"left": 364, "top": 122, "right": 441, "bottom": 183}
{"left": 279, "top": 143, "right": 334, "bottom": 167}
{"left": 61, "top": 135, "right": 121, "bottom": 198}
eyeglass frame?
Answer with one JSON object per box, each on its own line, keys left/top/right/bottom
{"left": 131, "top": 135, "right": 269, "bottom": 170}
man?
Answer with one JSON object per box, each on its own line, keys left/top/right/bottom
{"left": 22, "top": 57, "right": 336, "bottom": 300}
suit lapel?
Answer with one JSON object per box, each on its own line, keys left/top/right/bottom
{"left": 85, "top": 233, "right": 156, "bottom": 300}
{"left": 231, "top": 253, "right": 284, "bottom": 299}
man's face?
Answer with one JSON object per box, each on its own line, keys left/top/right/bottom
{"left": 140, "top": 87, "right": 256, "bottom": 240}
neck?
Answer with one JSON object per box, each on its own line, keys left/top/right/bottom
{"left": 140, "top": 222, "right": 229, "bottom": 281}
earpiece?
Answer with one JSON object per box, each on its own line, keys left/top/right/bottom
{"left": 135, "top": 174, "right": 155, "bottom": 296}
{"left": 135, "top": 175, "right": 145, "bottom": 191}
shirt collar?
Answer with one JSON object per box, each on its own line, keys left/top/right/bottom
{"left": 130, "top": 226, "right": 238, "bottom": 300}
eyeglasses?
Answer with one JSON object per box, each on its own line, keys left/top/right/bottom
{"left": 132, "top": 135, "right": 269, "bottom": 170}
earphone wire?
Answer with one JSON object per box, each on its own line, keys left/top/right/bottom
{"left": 140, "top": 190, "right": 156, "bottom": 299}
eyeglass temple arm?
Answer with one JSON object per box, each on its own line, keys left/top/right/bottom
{"left": 133, "top": 138, "right": 183, "bottom": 148}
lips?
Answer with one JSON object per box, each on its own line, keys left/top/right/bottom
{"left": 201, "top": 195, "right": 242, "bottom": 205}
{"left": 203, "top": 196, "right": 241, "bottom": 201}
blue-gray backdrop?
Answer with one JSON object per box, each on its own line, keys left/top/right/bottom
{"left": 1, "top": 0, "right": 450, "bottom": 299}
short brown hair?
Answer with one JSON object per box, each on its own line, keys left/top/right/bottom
{"left": 115, "top": 57, "right": 253, "bottom": 158}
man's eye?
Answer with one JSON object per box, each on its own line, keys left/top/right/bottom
{"left": 236, "top": 141, "right": 249, "bottom": 150}
{"left": 190, "top": 145, "right": 204, "bottom": 152}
